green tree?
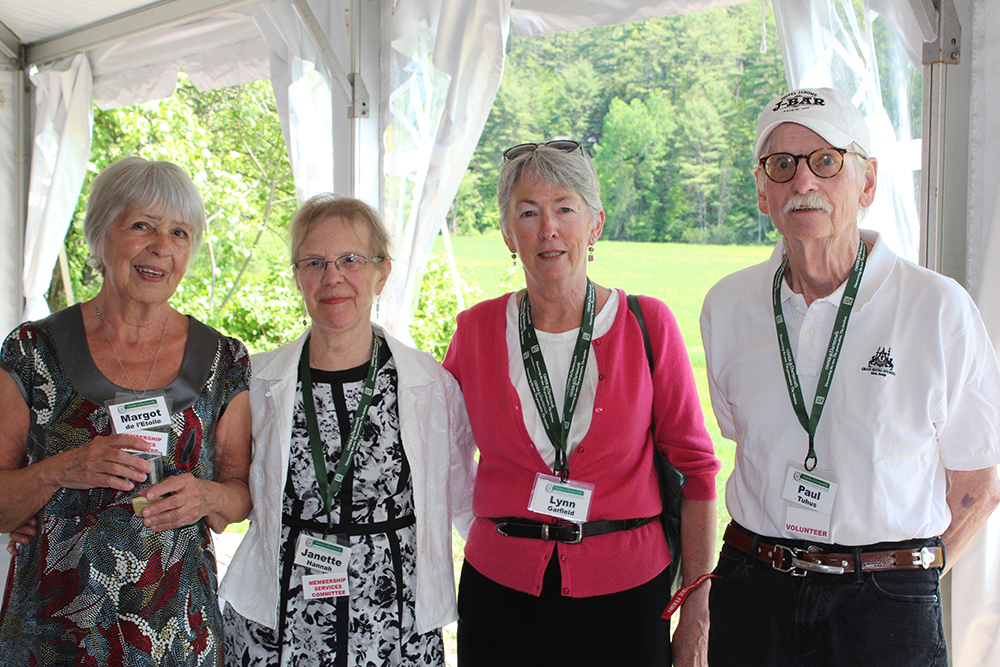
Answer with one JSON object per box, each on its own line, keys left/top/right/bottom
{"left": 452, "top": 1, "right": 786, "bottom": 245}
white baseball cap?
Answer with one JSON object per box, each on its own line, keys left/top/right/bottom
{"left": 754, "top": 88, "right": 871, "bottom": 159}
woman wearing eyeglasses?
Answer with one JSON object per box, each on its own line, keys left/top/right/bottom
{"left": 219, "top": 194, "right": 476, "bottom": 667}
{"left": 443, "top": 142, "right": 721, "bottom": 666}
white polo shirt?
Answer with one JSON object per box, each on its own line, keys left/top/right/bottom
{"left": 701, "top": 229, "right": 1000, "bottom": 545}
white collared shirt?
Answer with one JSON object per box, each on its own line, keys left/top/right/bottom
{"left": 701, "top": 230, "right": 1000, "bottom": 545}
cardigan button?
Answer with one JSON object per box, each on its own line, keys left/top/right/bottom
{"left": 560, "top": 554, "right": 567, "bottom": 562}
{"left": 598, "top": 373, "right": 604, "bottom": 380}
{"left": 562, "top": 587, "right": 570, "bottom": 595}
{"left": 577, "top": 447, "right": 585, "bottom": 453}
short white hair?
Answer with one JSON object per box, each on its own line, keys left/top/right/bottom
{"left": 84, "top": 157, "right": 206, "bottom": 274}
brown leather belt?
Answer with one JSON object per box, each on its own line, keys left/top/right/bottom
{"left": 723, "top": 524, "right": 944, "bottom": 576}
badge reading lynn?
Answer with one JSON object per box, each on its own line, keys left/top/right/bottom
{"left": 527, "top": 473, "right": 594, "bottom": 524}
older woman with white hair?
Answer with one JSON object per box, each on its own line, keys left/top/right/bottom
{"left": 220, "top": 194, "right": 475, "bottom": 667}
{"left": 443, "top": 141, "right": 721, "bottom": 666}
{"left": 0, "top": 156, "right": 252, "bottom": 666}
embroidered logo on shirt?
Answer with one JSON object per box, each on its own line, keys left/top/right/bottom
{"left": 861, "top": 347, "right": 896, "bottom": 377}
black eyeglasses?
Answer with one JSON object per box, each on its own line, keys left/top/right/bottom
{"left": 503, "top": 140, "right": 583, "bottom": 161}
{"left": 293, "top": 254, "right": 384, "bottom": 275}
{"left": 758, "top": 147, "right": 863, "bottom": 183}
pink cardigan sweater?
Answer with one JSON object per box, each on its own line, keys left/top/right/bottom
{"left": 443, "top": 289, "right": 720, "bottom": 597}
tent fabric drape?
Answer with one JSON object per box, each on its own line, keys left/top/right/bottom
{"left": 508, "top": 0, "right": 745, "bottom": 35}
{"left": 87, "top": 13, "right": 270, "bottom": 110}
{"left": 380, "top": 0, "right": 511, "bottom": 337}
{"left": 22, "top": 53, "right": 94, "bottom": 322}
{"left": 0, "top": 69, "right": 22, "bottom": 336}
{"left": 251, "top": 0, "right": 340, "bottom": 204}
{"left": 961, "top": 0, "right": 1000, "bottom": 664}
{"left": 770, "top": 0, "right": 921, "bottom": 263}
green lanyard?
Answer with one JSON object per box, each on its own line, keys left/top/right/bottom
{"left": 772, "top": 240, "right": 867, "bottom": 471}
{"left": 518, "top": 279, "right": 596, "bottom": 482}
{"left": 298, "top": 331, "right": 380, "bottom": 524}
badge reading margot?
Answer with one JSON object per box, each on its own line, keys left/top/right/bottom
{"left": 528, "top": 473, "right": 594, "bottom": 523}
{"left": 108, "top": 395, "right": 171, "bottom": 435}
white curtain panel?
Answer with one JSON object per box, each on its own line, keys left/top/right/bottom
{"left": 509, "top": 0, "right": 745, "bottom": 35}
{"left": 87, "top": 13, "right": 269, "bottom": 110}
{"left": 960, "top": 1, "right": 1000, "bottom": 665}
{"left": 252, "top": 0, "right": 343, "bottom": 204}
{"left": 771, "top": 0, "right": 921, "bottom": 262}
{"left": 380, "top": 0, "right": 511, "bottom": 337}
{"left": 0, "top": 69, "right": 22, "bottom": 336}
{"left": 22, "top": 53, "right": 93, "bottom": 321}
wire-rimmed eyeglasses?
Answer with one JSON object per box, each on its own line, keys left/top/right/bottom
{"left": 758, "top": 147, "right": 863, "bottom": 183}
{"left": 293, "top": 254, "right": 384, "bottom": 275}
{"left": 503, "top": 140, "right": 583, "bottom": 161}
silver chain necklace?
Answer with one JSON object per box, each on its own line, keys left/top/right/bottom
{"left": 95, "top": 305, "right": 169, "bottom": 398}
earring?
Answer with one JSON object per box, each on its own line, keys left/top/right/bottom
{"left": 302, "top": 305, "right": 309, "bottom": 328}
{"left": 375, "top": 293, "right": 381, "bottom": 318}
{"left": 511, "top": 252, "right": 517, "bottom": 269}
{"left": 588, "top": 245, "right": 595, "bottom": 262}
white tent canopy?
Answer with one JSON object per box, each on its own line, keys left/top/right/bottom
{"left": 2, "top": 0, "right": 1000, "bottom": 663}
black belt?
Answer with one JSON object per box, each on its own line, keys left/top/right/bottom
{"left": 282, "top": 512, "right": 415, "bottom": 536}
{"left": 489, "top": 516, "right": 657, "bottom": 544}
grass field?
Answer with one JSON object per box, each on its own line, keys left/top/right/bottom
{"left": 431, "top": 232, "right": 774, "bottom": 534}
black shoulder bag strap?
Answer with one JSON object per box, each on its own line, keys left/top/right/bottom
{"left": 627, "top": 294, "right": 687, "bottom": 592}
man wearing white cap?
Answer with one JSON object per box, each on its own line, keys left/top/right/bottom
{"left": 700, "top": 87, "right": 1000, "bottom": 665}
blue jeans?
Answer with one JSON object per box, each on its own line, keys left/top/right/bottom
{"left": 708, "top": 530, "right": 947, "bottom": 667}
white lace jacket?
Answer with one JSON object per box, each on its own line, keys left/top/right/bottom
{"left": 219, "top": 326, "right": 476, "bottom": 633}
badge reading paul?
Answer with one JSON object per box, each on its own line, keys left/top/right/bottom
{"left": 781, "top": 463, "right": 839, "bottom": 543}
{"left": 108, "top": 396, "right": 171, "bottom": 435}
{"left": 528, "top": 473, "right": 594, "bottom": 524}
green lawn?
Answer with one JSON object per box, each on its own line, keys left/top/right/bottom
{"left": 431, "top": 233, "right": 773, "bottom": 538}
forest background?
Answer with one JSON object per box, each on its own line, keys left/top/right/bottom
{"left": 46, "top": 1, "right": 794, "bottom": 352}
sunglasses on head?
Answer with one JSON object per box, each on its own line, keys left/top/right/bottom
{"left": 503, "top": 140, "right": 583, "bottom": 161}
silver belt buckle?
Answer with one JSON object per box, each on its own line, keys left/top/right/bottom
{"left": 790, "top": 555, "right": 846, "bottom": 575}
{"left": 565, "top": 523, "right": 584, "bottom": 545}
{"left": 775, "top": 544, "right": 846, "bottom": 576}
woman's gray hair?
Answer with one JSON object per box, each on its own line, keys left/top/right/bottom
{"left": 289, "top": 194, "right": 394, "bottom": 264}
{"left": 84, "top": 157, "right": 207, "bottom": 274}
{"left": 497, "top": 144, "right": 604, "bottom": 234}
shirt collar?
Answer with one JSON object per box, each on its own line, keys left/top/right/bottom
{"left": 760, "top": 229, "right": 890, "bottom": 311}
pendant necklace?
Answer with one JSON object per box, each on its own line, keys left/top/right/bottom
{"left": 95, "top": 305, "right": 169, "bottom": 399}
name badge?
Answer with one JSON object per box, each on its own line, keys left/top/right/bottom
{"left": 781, "top": 464, "right": 838, "bottom": 516}
{"left": 302, "top": 573, "right": 349, "bottom": 599}
{"left": 124, "top": 430, "right": 169, "bottom": 456}
{"left": 294, "top": 533, "right": 350, "bottom": 574}
{"left": 108, "top": 396, "right": 172, "bottom": 435}
{"left": 528, "top": 473, "right": 594, "bottom": 524}
{"left": 784, "top": 505, "right": 832, "bottom": 542}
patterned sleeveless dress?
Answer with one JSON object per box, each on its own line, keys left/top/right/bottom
{"left": 0, "top": 305, "right": 250, "bottom": 666}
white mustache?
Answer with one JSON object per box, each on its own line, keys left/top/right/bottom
{"left": 783, "top": 194, "right": 832, "bottom": 215}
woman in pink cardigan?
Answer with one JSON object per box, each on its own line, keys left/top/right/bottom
{"left": 443, "top": 141, "right": 721, "bottom": 667}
